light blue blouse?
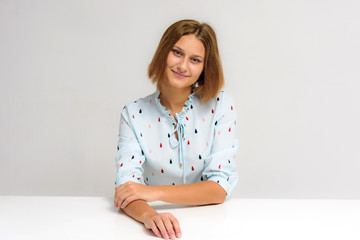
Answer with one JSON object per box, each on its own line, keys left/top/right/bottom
{"left": 115, "top": 89, "right": 239, "bottom": 195}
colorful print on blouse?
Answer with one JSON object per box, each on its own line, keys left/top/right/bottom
{"left": 115, "top": 89, "right": 239, "bottom": 196}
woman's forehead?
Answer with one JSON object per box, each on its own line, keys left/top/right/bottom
{"left": 174, "top": 35, "right": 205, "bottom": 57}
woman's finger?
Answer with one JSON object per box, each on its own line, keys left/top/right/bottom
{"left": 114, "top": 187, "right": 123, "bottom": 208}
{"left": 149, "top": 221, "right": 162, "bottom": 239}
{"left": 117, "top": 188, "right": 133, "bottom": 208}
{"left": 114, "top": 191, "right": 121, "bottom": 208}
{"left": 170, "top": 215, "right": 182, "bottom": 239}
{"left": 163, "top": 218, "right": 176, "bottom": 240}
{"left": 120, "top": 194, "right": 136, "bottom": 209}
{"left": 154, "top": 217, "right": 169, "bottom": 239}
{"left": 114, "top": 198, "right": 118, "bottom": 208}
{"left": 114, "top": 192, "right": 122, "bottom": 208}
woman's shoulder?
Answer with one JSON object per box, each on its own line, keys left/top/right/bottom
{"left": 198, "top": 90, "right": 235, "bottom": 108}
{"left": 192, "top": 90, "right": 235, "bottom": 119}
{"left": 120, "top": 91, "right": 160, "bottom": 122}
{"left": 216, "top": 90, "right": 235, "bottom": 106}
{"left": 123, "top": 92, "right": 156, "bottom": 110}
{"left": 214, "top": 90, "right": 232, "bottom": 99}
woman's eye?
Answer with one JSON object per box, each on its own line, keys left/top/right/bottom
{"left": 191, "top": 58, "right": 201, "bottom": 63}
{"left": 173, "top": 50, "right": 182, "bottom": 56}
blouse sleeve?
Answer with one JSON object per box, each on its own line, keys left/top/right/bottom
{"left": 114, "top": 105, "right": 145, "bottom": 187}
{"left": 203, "top": 92, "right": 239, "bottom": 196}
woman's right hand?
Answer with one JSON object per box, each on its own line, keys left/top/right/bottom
{"left": 143, "top": 211, "right": 182, "bottom": 240}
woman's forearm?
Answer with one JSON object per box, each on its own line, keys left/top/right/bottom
{"left": 156, "top": 180, "right": 226, "bottom": 205}
{"left": 122, "top": 199, "right": 157, "bottom": 223}
{"left": 115, "top": 180, "right": 227, "bottom": 209}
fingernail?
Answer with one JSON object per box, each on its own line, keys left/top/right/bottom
{"left": 177, "top": 233, "right": 182, "bottom": 238}
{"left": 164, "top": 234, "right": 169, "bottom": 239}
{"left": 170, "top": 234, "right": 175, "bottom": 240}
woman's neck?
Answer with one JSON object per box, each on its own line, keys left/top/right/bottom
{"left": 159, "top": 85, "right": 192, "bottom": 116}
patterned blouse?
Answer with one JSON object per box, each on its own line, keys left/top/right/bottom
{"left": 115, "top": 89, "right": 239, "bottom": 196}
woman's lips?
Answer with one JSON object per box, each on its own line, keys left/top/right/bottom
{"left": 172, "top": 70, "right": 187, "bottom": 79}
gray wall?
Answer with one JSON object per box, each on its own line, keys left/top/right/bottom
{"left": 1, "top": 0, "right": 359, "bottom": 199}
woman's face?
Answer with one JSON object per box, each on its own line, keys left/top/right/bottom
{"left": 164, "top": 34, "right": 205, "bottom": 91}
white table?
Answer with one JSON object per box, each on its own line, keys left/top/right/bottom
{"left": 0, "top": 196, "right": 359, "bottom": 240}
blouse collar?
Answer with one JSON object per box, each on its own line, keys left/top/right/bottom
{"left": 154, "top": 88, "right": 195, "bottom": 123}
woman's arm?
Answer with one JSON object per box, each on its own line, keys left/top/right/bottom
{"left": 157, "top": 180, "right": 226, "bottom": 205}
{"left": 115, "top": 180, "right": 226, "bottom": 209}
{"left": 120, "top": 199, "right": 182, "bottom": 240}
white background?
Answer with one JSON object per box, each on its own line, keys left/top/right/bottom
{"left": 0, "top": 0, "right": 359, "bottom": 199}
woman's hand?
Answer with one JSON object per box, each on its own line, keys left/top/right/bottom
{"left": 114, "top": 181, "right": 161, "bottom": 209}
{"left": 143, "top": 211, "right": 181, "bottom": 240}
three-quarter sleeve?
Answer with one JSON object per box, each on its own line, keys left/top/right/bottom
{"left": 115, "top": 106, "right": 145, "bottom": 187}
{"left": 203, "top": 92, "right": 239, "bottom": 196}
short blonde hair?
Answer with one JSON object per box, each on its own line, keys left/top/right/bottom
{"left": 148, "top": 19, "right": 224, "bottom": 103}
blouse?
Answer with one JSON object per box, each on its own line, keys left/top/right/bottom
{"left": 115, "top": 89, "right": 239, "bottom": 196}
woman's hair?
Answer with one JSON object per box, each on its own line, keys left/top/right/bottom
{"left": 148, "top": 19, "right": 224, "bottom": 103}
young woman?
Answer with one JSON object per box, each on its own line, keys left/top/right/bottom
{"left": 114, "top": 19, "right": 239, "bottom": 240}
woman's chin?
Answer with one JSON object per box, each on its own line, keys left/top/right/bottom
{"left": 166, "top": 79, "right": 196, "bottom": 90}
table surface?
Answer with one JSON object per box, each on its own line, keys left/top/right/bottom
{"left": 0, "top": 196, "right": 359, "bottom": 240}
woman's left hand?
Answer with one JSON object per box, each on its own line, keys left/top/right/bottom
{"left": 114, "top": 181, "right": 161, "bottom": 209}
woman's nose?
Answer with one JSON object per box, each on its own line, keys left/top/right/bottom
{"left": 177, "top": 59, "right": 188, "bottom": 73}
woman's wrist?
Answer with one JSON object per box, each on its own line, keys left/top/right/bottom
{"left": 141, "top": 208, "right": 158, "bottom": 223}
{"left": 152, "top": 185, "right": 165, "bottom": 202}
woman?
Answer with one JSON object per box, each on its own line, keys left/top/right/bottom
{"left": 114, "top": 19, "right": 239, "bottom": 240}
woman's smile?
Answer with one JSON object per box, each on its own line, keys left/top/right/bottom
{"left": 171, "top": 69, "right": 188, "bottom": 79}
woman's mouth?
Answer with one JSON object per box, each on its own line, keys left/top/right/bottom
{"left": 172, "top": 70, "right": 187, "bottom": 79}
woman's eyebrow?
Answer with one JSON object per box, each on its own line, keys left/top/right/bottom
{"left": 173, "top": 45, "right": 204, "bottom": 60}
